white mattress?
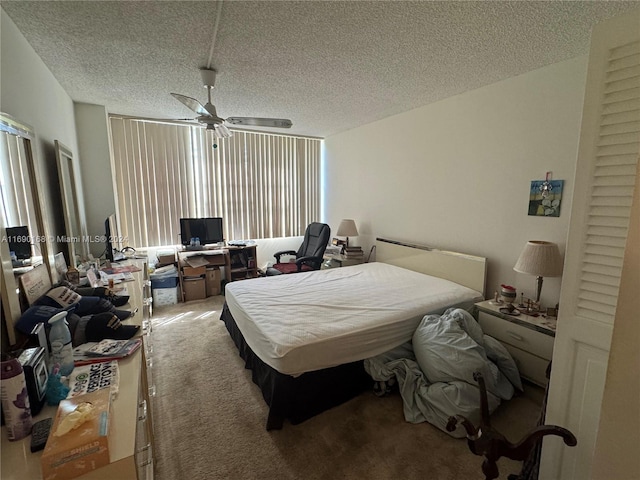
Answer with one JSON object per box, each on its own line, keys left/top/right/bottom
{"left": 225, "top": 262, "right": 483, "bottom": 376}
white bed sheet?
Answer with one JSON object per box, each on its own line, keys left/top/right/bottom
{"left": 225, "top": 262, "right": 483, "bottom": 376}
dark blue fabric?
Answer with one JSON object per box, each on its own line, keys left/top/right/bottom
{"left": 16, "top": 305, "right": 68, "bottom": 335}
{"left": 34, "top": 290, "right": 131, "bottom": 320}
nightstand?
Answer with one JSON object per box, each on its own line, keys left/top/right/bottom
{"left": 474, "top": 300, "right": 556, "bottom": 387}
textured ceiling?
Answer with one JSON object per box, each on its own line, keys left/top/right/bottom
{"left": 2, "top": 1, "right": 639, "bottom": 138}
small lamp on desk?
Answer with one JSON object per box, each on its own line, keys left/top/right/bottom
{"left": 513, "top": 240, "right": 563, "bottom": 309}
{"left": 337, "top": 219, "right": 359, "bottom": 249}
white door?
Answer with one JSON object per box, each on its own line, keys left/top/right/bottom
{"left": 539, "top": 9, "right": 640, "bottom": 480}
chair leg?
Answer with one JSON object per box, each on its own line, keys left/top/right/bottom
{"left": 481, "top": 458, "right": 500, "bottom": 480}
{"left": 447, "top": 371, "right": 577, "bottom": 480}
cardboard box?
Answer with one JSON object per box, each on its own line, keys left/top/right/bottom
{"left": 183, "top": 277, "right": 206, "bottom": 301}
{"left": 182, "top": 255, "right": 210, "bottom": 267}
{"left": 204, "top": 254, "right": 225, "bottom": 267}
{"left": 157, "top": 254, "right": 175, "bottom": 265}
{"left": 157, "top": 250, "right": 176, "bottom": 265}
{"left": 41, "top": 388, "right": 111, "bottom": 480}
{"left": 205, "top": 267, "right": 221, "bottom": 296}
{"left": 182, "top": 265, "right": 206, "bottom": 277}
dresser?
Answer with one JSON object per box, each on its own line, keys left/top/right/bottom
{"left": 0, "top": 259, "right": 155, "bottom": 480}
{"left": 475, "top": 300, "right": 556, "bottom": 387}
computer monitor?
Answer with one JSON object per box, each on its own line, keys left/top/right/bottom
{"left": 104, "top": 214, "right": 125, "bottom": 262}
{"left": 6, "top": 226, "right": 31, "bottom": 260}
{"left": 179, "top": 218, "right": 224, "bottom": 246}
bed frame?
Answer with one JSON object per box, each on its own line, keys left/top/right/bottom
{"left": 221, "top": 237, "right": 487, "bottom": 430}
{"left": 375, "top": 237, "right": 487, "bottom": 295}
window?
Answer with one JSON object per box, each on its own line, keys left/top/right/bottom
{"left": 109, "top": 118, "right": 321, "bottom": 248}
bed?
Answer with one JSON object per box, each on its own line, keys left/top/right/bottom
{"left": 221, "top": 237, "right": 487, "bottom": 429}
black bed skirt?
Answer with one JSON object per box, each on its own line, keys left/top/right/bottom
{"left": 220, "top": 303, "right": 372, "bottom": 430}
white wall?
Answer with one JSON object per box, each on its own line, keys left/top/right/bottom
{"left": 324, "top": 56, "right": 588, "bottom": 308}
{"left": 1, "top": 9, "right": 84, "bottom": 257}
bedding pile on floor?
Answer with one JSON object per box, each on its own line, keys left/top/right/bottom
{"left": 364, "top": 308, "right": 523, "bottom": 438}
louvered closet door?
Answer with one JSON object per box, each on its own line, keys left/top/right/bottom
{"left": 539, "top": 9, "right": 640, "bottom": 480}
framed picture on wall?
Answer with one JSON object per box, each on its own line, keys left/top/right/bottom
{"left": 528, "top": 180, "right": 564, "bottom": 217}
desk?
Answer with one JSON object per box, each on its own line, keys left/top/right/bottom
{"left": 227, "top": 245, "right": 258, "bottom": 281}
{"left": 178, "top": 248, "right": 231, "bottom": 282}
{"left": 1, "top": 260, "right": 155, "bottom": 480}
{"left": 178, "top": 245, "right": 259, "bottom": 283}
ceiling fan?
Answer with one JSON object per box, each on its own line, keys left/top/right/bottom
{"left": 171, "top": 68, "right": 293, "bottom": 138}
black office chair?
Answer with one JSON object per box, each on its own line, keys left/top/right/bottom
{"left": 267, "top": 223, "right": 331, "bottom": 275}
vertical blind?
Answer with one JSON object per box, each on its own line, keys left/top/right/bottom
{"left": 109, "top": 118, "right": 321, "bottom": 248}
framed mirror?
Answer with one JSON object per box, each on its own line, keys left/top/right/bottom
{"left": 55, "top": 140, "right": 87, "bottom": 267}
{"left": 0, "top": 112, "right": 57, "bottom": 345}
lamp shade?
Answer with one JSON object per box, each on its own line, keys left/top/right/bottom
{"left": 337, "top": 219, "right": 358, "bottom": 237}
{"left": 513, "top": 241, "right": 563, "bottom": 277}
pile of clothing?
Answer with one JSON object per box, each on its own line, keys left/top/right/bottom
{"left": 15, "top": 283, "right": 139, "bottom": 345}
{"left": 365, "top": 308, "right": 522, "bottom": 438}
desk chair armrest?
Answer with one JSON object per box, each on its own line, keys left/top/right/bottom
{"left": 295, "top": 255, "right": 323, "bottom": 271}
{"left": 274, "top": 250, "right": 297, "bottom": 263}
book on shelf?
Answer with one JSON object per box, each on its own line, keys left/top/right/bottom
{"left": 343, "top": 251, "right": 364, "bottom": 257}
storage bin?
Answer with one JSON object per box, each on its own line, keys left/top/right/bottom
{"left": 152, "top": 286, "right": 179, "bottom": 307}
{"left": 150, "top": 265, "right": 179, "bottom": 289}
{"left": 151, "top": 275, "right": 179, "bottom": 289}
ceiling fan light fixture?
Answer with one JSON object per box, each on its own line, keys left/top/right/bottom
{"left": 213, "top": 123, "right": 232, "bottom": 138}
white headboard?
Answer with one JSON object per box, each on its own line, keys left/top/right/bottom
{"left": 375, "top": 237, "right": 487, "bottom": 295}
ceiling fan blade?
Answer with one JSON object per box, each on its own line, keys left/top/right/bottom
{"left": 171, "top": 93, "right": 208, "bottom": 116}
{"left": 225, "top": 117, "right": 293, "bottom": 129}
{"left": 203, "top": 102, "right": 219, "bottom": 117}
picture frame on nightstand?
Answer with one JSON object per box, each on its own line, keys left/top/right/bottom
{"left": 331, "top": 237, "right": 346, "bottom": 247}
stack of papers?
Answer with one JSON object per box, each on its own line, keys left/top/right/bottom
{"left": 67, "top": 361, "right": 120, "bottom": 398}
{"left": 73, "top": 339, "right": 142, "bottom": 366}
{"left": 99, "top": 270, "right": 134, "bottom": 284}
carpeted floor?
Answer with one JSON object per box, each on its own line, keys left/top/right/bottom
{"left": 149, "top": 296, "right": 544, "bottom": 480}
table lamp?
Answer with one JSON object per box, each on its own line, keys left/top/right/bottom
{"left": 337, "top": 219, "right": 358, "bottom": 248}
{"left": 513, "top": 240, "right": 563, "bottom": 307}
